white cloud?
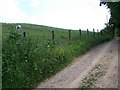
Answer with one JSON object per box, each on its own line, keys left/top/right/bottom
{"left": 0, "top": 0, "right": 110, "bottom": 31}
{"left": 0, "top": 0, "right": 29, "bottom": 23}
{"left": 31, "top": 0, "right": 110, "bottom": 30}
{"left": 31, "top": 0, "right": 40, "bottom": 8}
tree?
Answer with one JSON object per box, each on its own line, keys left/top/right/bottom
{"left": 100, "top": 1, "right": 120, "bottom": 36}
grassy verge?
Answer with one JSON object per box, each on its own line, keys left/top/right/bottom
{"left": 2, "top": 23, "right": 113, "bottom": 89}
{"left": 80, "top": 64, "right": 105, "bottom": 89}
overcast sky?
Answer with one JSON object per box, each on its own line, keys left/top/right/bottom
{"left": 0, "top": 0, "right": 110, "bottom": 31}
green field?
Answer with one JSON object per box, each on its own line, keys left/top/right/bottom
{"left": 2, "top": 23, "right": 114, "bottom": 89}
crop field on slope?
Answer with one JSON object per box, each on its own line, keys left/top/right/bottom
{"left": 2, "top": 23, "right": 113, "bottom": 88}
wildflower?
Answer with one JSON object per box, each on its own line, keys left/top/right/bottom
{"left": 25, "top": 60, "right": 28, "bottom": 62}
{"left": 16, "top": 43, "right": 18, "bottom": 45}
{"left": 10, "top": 79, "right": 13, "bottom": 82}
{"left": 47, "top": 45, "right": 50, "bottom": 48}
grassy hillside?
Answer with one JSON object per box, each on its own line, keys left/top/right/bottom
{"left": 2, "top": 23, "right": 113, "bottom": 89}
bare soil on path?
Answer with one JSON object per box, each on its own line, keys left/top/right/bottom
{"left": 36, "top": 37, "right": 119, "bottom": 88}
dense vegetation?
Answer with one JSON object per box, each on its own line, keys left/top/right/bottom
{"left": 100, "top": 1, "right": 120, "bottom": 36}
{"left": 2, "top": 23, "right": 114, "bottom": 89}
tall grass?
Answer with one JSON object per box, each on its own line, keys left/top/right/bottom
{"left": 2, "top": 23, "right": 113, "bottom": 89}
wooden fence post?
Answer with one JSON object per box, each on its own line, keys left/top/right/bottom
{"left": 52, "top": 30, "right": 54, "bottom": 42}
{"left": 23, "top": 32, "right": 26, "bottom": 37}
{"left": 87, "top": 29, "right": 89, "bottom": 35}
{"left": 93, "top": 29, "right": 95, "bottom": 36}
{"left": 97, "top": 29, "right": 99, "bottom": 36}
{"left": 79, "top": 29, "right": 81, "bottom": 37}
{"left": 69, "top": 30, "right": 71, "bottom": 44}
{"left": 100, "top": 30, "right": 103, "bottom": 36}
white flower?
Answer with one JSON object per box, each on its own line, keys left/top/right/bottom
{"left": 47, "top": 45, "right": 50, "bottom": 48}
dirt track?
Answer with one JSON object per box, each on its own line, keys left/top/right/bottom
{"left": 36, "top": 37, "right": 119, "bottom": 88}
